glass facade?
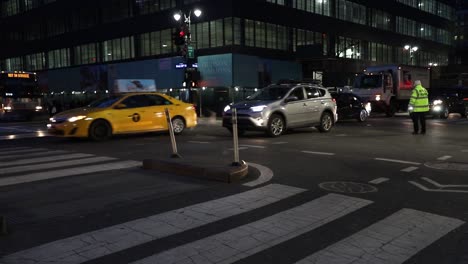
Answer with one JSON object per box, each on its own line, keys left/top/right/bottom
{"left": 292, "top": 0, "right": 331, "bottom": 16}
{"left": 336, "top": 0, "right": 366, "bottom": 25}
{"left": 48, "top": 48, "right": 70, "bottom": 69}
{"left": 103, "top": 37, "right": 135, "bottom": 62}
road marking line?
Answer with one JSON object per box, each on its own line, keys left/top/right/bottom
{"left": 244, "top": 163, "right": 273, "bottom": 187}
{"left": 188, "top": 141, "right": 210, "bottom": 144}
{"left": 240, "top": 144, "right": 266, "bottom": 149}
{"left": 375, "top": 158, "right": 421, "bottom": 165}
{"left": 0, "top": 153, "right": 95, "bottom": 167}
{"left": 301, "top": 151, "right": 335, "bottom": 156}
{"left": 335, "top": 134, "right": 347, "bottom": 137}
{"left": 228, "top": 147, "right": 249, "bottom": 151}
{"left": 368, "top": 177, "right": 389, "bottom": 184}
{"left": 271, "top": 142, "right": 288, "bottom": 145}
{"left": 0, "top": 156, "right": 116, "bottom": 174}
{"left": 421, "top": 177, "right": 468, "bottom": 188}
{"left": 0, "top": 133, "right": 49, "bottom": 140}
{"left": 409, "top": 181, "right": 468, "bottom": 193}
{"left": 296, "top": 208, "right": 464, "bottom": 264}
{"left": 437, "top": 155, "right": 452, "bottom": 161}
{"left": 0, "top": 148, "right": 49, "bottom": 156}
{"left": 462, "top": 149, "right": 468, "bottom": 153}
{"left": 130, "top": 194, "right": 372, "bottom": 264}
{"left": 0, "top": 160, "right": 141, "bottom": 187}
{"left": 0, "top": 150, "right": 69, "bottom": 160}
{"left": 0, "top": 184, "right": 305, "bottom": 264}
{"left": 0, "top": 147, "right": 31, "bottom": 151}
{"left": 401, "top": 166, "right": 419, "bottom": 172}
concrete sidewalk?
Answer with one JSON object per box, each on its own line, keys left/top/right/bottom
{"left": 197, "top": 116, "right": 222, "bottom": 126}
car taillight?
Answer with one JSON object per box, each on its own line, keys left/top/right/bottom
{"left": 332, "top": 98, "right": 336, "bottom": 103}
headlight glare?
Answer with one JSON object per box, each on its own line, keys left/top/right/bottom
{"left": 68, "top": 115, "right": 87, "bottom": 122}
{"left": 433, "top": 99, "right": 443, "bottom": 105}
{"left": 223, "top": 105, "right": 231, "bottom": 112}
{"left": 250, "top": 105, "right": 267, "bottom": 112}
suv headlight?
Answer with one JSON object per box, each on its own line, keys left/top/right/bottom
{"left": 68, "top": 115, "right": 87, "bottom": 122}
{"left": 433, "top": 99, "right": 443, "bottom": 105}
{"left": 223, "top": 104, "right": 231, "bottom": 112}
{"left": 250, "top": 105, "right": 267, "bottom": 112}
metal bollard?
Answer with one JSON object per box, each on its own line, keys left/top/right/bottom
{"left": 165, "top": 108, "right": 181, "bottom": 158}
{"left": 231, "top": 108, "right": 241, "bottom": 166}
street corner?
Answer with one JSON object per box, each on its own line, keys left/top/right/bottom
{"left": 142, "top": 157, "right": 249, "bottom": 183}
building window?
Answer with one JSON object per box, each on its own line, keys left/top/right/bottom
{"left": 25, "top": 52, "right": 45, "bottom": 71}
{"left": 4, "top": 57, "right": 24, "bottom": 71}
{"left": 292, "top": 0, "right": 331, "bottom": 16}
{"left": 140, "top": 29, "right": 174, "bottom": 57}
{"left": 137, "top": 0, "right": 176, "bottom": 15}
{"left": 74, "top": 43, "right": 99, "bottom": 65}
{"left": 48, "top": 48, "right": 70, "bottom": 69}
{"left": 103, "top": 37, "right": 135, "bottom": 62}
{"left": 336, "top": 0, "right": 366, "bottom": 25}
{"left": 210, "top": 19, "right": 223, "bottom": 48}
{"left": 371, "top": 9, "right": 392, "bottom": 31}
{"left": 336, "top": 37, "right": 361, "bottom": 59}
{"left": 266, "top": 0, "right": 285, "bottom": 5}
{"left": 47, "top": 15, "right": 67, "bottom": 37}
{"left": 102, "top": 0, "right": 132, "bottom": 23}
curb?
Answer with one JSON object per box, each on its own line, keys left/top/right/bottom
{"left": 142, "top": 159, "right": 249, "bottom": 183}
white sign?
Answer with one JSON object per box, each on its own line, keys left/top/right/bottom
{"left": 114, "top": 79, "right": 156, "bottom": 93}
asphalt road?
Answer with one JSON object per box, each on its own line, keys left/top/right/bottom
{"left": 0, "top": 113, "right": 468, "bottom": 264}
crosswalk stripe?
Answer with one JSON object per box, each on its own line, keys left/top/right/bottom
{"left": 0, "top": 160, "right": 141, "bottom": 187}
{"left": 0, "top": 147, "right": 32, "bottom": 151}
{"left": 0, "top": 184, "right": 306, "bottom": 264}
{"left": 296, "top": 208, "right": 464, "bottom": 264}
{"left": 131, "top": 194, "right": 372, "bottom": 264}
{"left": 0, "top": 156, "right": 116, "bottom": 174}
{"left": 0, "top": 153, "right": 95, "bottom": 167}
{"left": 0, "top": 150, "right": 70, "bottom": 160}
{"left": 0, "top": 148, "right": 48, "bottom": 156}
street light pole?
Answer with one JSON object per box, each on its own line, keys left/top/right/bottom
{"left": 404, "top": 45, "right": 418, "bottom": 65}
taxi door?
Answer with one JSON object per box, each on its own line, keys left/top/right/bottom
{"left": 146, "top": 94, "right": 173, "bottom": 130}
{"left": 111, "top": 95, "right": 153, "bottom": 133}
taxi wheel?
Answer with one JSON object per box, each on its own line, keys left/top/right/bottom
{"left": 89, "top": 120, "right": 112, "bottom": 141}
{"left": 171, "top": 117, "right": 185, "bottom": 135}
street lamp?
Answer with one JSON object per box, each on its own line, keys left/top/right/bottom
{"left": 404, "top": 45, "right": 419, "bottom": 65}
{"left": 173, "top": 8, "right": 203, "bottom": 112}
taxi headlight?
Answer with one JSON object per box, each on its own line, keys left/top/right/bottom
{"left": 433, "top": 99, "right": 443, "bottom": 105}
{"left": 35, "top": 106, "right": 43, "bottom": 110}
{"left": 68, "top": 115, "right": 87, "bottom": 122}
{"left": 250, "top": 105, "right": 267, "bottom": 112}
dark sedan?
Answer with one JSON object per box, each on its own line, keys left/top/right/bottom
{"left": 429, "top": 87, "right": 468, "bottom": 119}
{"left": 331, "top": 92, "right": 371, "bottom": 122}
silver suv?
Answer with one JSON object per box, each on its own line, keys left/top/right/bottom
{"left": 222, "top": 83, "right": 338, "bottom": 137}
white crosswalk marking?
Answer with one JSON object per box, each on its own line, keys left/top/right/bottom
{"left": 0, "top": 184, "right": 306, "bottom": 264}
{"left": 130, "top": 194, "right": 372, "bottom": 264}
{"left": 296, "top": 208, "right": 464, "bottom": 264}
{"left": 0, "top": 156, "right": 116, "bottom": 174}
{"left": 0, "top": 148, "right": 48, "bottom": 156}
{"left": 0, "top": 146, "right": 31, "bottom": 152}
{"left": 0, "top": 150, "right": 69, "bottom": 160}
{"left": 0, "top": 153, "right": 95, "bottom": 167}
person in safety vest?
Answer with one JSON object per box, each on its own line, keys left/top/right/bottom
{"left": 408, "top": 80, "right": 429, "bottom": 135}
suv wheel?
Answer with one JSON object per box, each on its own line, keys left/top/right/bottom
{"left": 317, "top": 112, "right": 333, "bottom": 133}
{"left": 440, "top": 108, "right": 449, "bottom": 119}
{"left": 266, "top": 114, "right": 284, "bottom": 137}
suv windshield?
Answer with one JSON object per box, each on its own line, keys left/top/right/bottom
{"left": 88, "top": 95, "right": 124, "bottom": 108}
{"left": 246, "top": 86, "right": 291, "bottom": 101}
{"left": 354, "top": 75, "right": 382, "bottom": 88}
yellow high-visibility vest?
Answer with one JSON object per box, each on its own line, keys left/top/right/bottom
{"left": 409, "top": 85, "right": 429, "bottom": 112}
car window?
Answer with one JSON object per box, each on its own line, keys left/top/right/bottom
{"left": 290, "top": 87, "right": 305, "bottom": 100}
{"left": 147, "top": 95, "right": 172, "bottom": 106}
{"left": 317, "top": 88, "right": 326, "bottom": 97}
{"left": 120, "top": 95, "right": 151, "bottom": 108}
{"left": 305, "top": 87, "right": 320, "bottom": 99}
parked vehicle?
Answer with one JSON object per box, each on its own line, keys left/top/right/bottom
{"left": 429, "top": 87, "right": 468, "bottom": 119}
{"left": 330, "top": 92, "right": 371, "bottom": 122}
{"left": 222, "top": 83, "right": 338, "bottom": 137}
{"left": 351, "top": 65, "right": 430, "bottom": 117}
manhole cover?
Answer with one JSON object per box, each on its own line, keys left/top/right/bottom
{"left": 425, "top": 162, "right": 468, "bottom": 171}
{"left": 319, "top": 182, "right": 378, "bottom": 194}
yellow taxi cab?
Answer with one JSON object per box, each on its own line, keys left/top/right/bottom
{"left": 47, "top": 92, "right": 197, "bottom": 140}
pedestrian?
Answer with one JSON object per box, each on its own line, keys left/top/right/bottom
{"left": 408, "top": 80, "right": 429, "bottom": 135}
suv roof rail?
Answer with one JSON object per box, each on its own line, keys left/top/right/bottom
{"left": 275, "top": 79, "right": 324, "bottom": 87}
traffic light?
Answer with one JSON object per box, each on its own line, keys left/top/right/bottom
{"left": 173, "top": 30, "right": 185, "bottom": 46}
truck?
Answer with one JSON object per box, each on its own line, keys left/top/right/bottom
{"left": 351, "top": 65, "right": 431, "bottom": 116}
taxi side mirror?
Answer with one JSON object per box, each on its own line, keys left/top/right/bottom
{"left": 114, "top": 103, "right": 127, "bottom": 109}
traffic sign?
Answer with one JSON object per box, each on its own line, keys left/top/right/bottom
{"left": 187, "top": 45, "right": 195, "bottom": 59}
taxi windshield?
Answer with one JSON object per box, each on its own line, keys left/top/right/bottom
{"left": 87, "top": 95, "right": 124, "bottom": 108}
